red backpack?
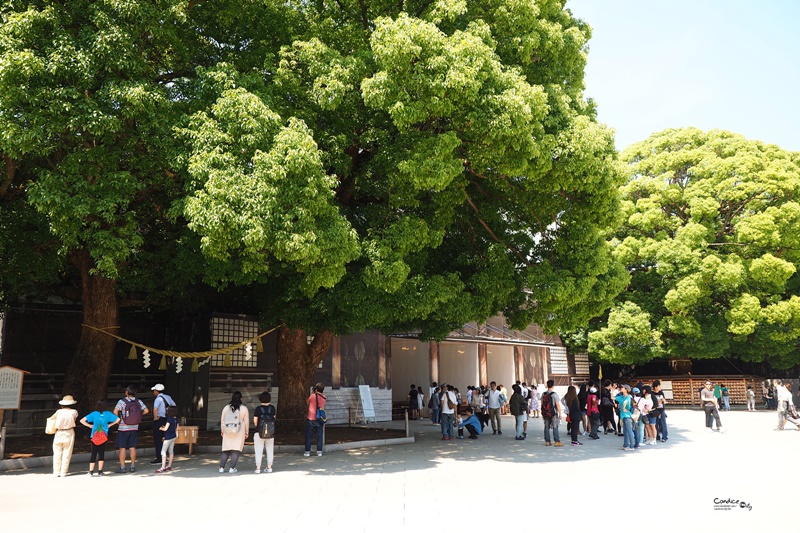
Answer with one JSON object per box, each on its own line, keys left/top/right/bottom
{"left": 541, "top": 392, "right": 557, "bottom": 418}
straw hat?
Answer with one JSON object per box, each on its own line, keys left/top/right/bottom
{"left": 58, "top": 395, "right": 77, "bottom": 406}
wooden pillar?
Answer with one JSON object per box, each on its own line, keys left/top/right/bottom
{"left": 542, "top": 348, "right": 550, "bottom": 384}
{"left": 514, "top": 345, "right": 524, "bottom": 383}
{"left": 378, "top": 334, "right": 387, "bottom": 389}
{"left": 429, "top": 341, "right": 439, "bottom": 386}
{"left": 478, "top": 343, "right": 488, "bottom": 386}
{"left": 331, "top": 337, "right": 341, "bottom": 389}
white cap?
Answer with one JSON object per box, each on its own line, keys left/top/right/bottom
{"left": 151, "top": 384, "right": 165, "bottom": 392}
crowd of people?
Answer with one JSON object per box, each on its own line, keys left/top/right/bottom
{"left": 44, "top": 381, "right": 334, "bottom": 477}
{"left": 420, "top": 378, "right": 672, "bottom": 449}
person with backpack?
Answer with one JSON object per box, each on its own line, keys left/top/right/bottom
{"left": 600, "top": 380, "right": 618, "bottom": 436}
{"left": 305, "top": 383, "right": 327, "bottom": 457}
{"left": 149, "top": 383, "right": 176, "bottom": 466}
{"left": 252, "top": 391, "right": 277, "bottom": 473}
{"left": 113, "top": 385, "right": 149, "bottom": 473}
{"left": 541, "top": 380, "right": 563, "bottom": 447}
{"left": 586, "top": 386, "right": 601, "bottom": 440}
{"left": 80, "top": 400, "right": 120, "bottom": 476}
{"left": 220, "top": 391, "right": 249, "bottom": 473}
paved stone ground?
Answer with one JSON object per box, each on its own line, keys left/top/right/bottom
{"left": 1, "top": 408, "right": 792, "bottom": 530}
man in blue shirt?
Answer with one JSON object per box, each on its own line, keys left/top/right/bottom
{"left": 457, "top": 407, "right": 483, "bottom": 439}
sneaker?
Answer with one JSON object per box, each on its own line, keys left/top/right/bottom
{"left": 554, "top": 442, "right": 563, "bottom": 447}
{"left": 660, "top": 438, "right": 667, "bottom": 442}
{"left": 515, "top": 436, "right": 524, "bottom": 440}
{"left": 129, "top": 465, "right": 136, "bottom": 473}
{"left": 97, "top": 471, "right": 105, "bottom": 476}
{"left": 219, "top": 467, "right": 225, "bottom": 473}
{"left": 442, "top": 436, "right": 449, "bottom": 440}
{"left": 457, "top": 435, "right": 464, "bottom": 439}
{"left": 571, "top": 441, "right": 583, "bottom": 446}
{"left": 718, "top": 427, "right": 725, "bottom": 433}
{"left": 497, "top": 431, "right": 502, "bottom": 435}
{"left": 165, "top": 467, "right": 172, "bottom": 472}
{"left": 317, "top": 451, "right": 323, "bottom": 456}
{"left": 149, "top": 459, "right": 161, "bottom": 465}
{"left": 303, "top": 452, "right": 311, "bottom": 457}
{"left": 115, "top": 467, "right": 126, "bottom": 474}
{"left": 229, "top": 468, "right": 238, "bottom": 474}
{"left": 155, "top": 468, "right": 165, "bottom": 473}
{"left": 492, "top": 430, "right": 497, "bottom": 435}
{"left": 623, "top": 447, "right": 633, "bottom": 451}
{"left": 468, "top": 435, "right": 478, "bottom": 439}
{"left": 633, "top": 445, "right": 640, "bottom": 449}
{"left": 522, "top": 432, "right": 527, "bottom": 438}
{"left": 545, "top": 442, "right": 552, "bottom": 446}
{"left": 448, "top": 437, "right": 453, "bottom": 440}
{"left": 87, "top": 472, "right": 94, "bottom": 476}
{"left": 266, "top": 467, "right": 273, "bottom": 473}
{"left": 255, "top": 469, "right": 261, "bottom": 474}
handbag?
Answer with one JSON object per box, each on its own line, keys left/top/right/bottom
{"left": 315, "top": 393, "right": 327, "bottom": 423}
{"left": 91, "top": 429, "right": 108, "bottom": 446}
{"left": 45, "top": 415, "right": 57, "bottom": 435}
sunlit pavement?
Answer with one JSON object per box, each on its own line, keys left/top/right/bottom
{"left": 1, "top": 409, "right": 791, "bottom": 530}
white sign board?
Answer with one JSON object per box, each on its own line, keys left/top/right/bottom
{"left": 358, "top": 385, "right": 376, "bottom": 422}
{"left": 0, "top": 366, "right": 25, "bottom": 410}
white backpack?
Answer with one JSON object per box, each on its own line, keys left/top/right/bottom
{"left": 222, "top": 406, "right": 241, "bottom": 434}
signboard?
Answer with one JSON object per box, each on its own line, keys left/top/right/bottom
{"left": 0, "top": 366, "right": 25, "bottom": 410}
{"left": 358, "top": 385, "right": 376, "bottom": 422}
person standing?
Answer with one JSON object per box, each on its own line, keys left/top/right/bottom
{"left": 220, "top": 391, "right": 249, "bottom": 472}
{"left": 407, "top": 384, "right": 419, "bottom": 420}
{"left": 486, "top": 381, "right": 504, "bottom": 435}
{"left": 429, "top": 386, "right": 441, "bottom": 425}
{"left": 720, "top": 384, "right": 730, "bottom": 411}
{"left": 440, "top": 384, "right": 458, "bottom": 440}
{"left": 304, "top": 383, "right": 326, "bottom": 457}
{"left": 417, "top": 385, "right": 425, "bottom": 420}
{"left": 49, "top": 395, "right": 79, "bottom": 477}
{"left": 652, "top": 380, "right": 668, "bottom": 442}
{"left": 775, "top": 380, "right": 800, "bottom": 430}
{"left": 586, "top": 386, "right": 601, "bottom": 440}
{"left": 156, "top": 406, "right": 179, "bottom": 473}
{"left": 253, "top": 391, "right": 277, "bottom": 473}
{"left": 701, "top": 380, "right": 723, "bottom": 432}
{"left": 601, "top": 380, "right": 618, "bottom": 436}
{"left": 541, "top": 380, "right": 563, "bottom": 447}
{"left": 618, "top": 385, "right": 635, "bottom": 451}
{"left": 80, "top": 400, "right": 119, "bottom": 476}
{"left": 564, "top": 385, "right": 583, "bottom": 446}
{"left": 509, "top": 384, "right": 527, "bottom": 440}
{"left": 746, "top": 385, "right": 756, "bottom": 411}
{"left": 149, "top": 384, "right": 176, "bottom": 466}
{"left": 113, "top": 386, "right": 149, "bottom": 473}
{"left": 529, "top": 385, "right": 540, "bottom": 418}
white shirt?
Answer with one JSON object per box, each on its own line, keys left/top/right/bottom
{"left": 487, "top": 389, "right": 503, "bottom": 409}
{"left": 778, "top": 385, "right": 792, "bottom": 403}
{"left": 441, "top": 391, "right": 457, "bottom": 414}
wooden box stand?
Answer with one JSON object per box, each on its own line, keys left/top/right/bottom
{"left": 175, "top": 426, "right": 198, "bottom": 454}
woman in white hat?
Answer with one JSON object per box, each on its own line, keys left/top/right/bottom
{"left": 49, "top": 395, "right": 79, "bottom": 477}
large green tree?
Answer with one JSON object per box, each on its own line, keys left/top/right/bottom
{"left": 182, "top": 0, "right": 626, "bottom": 423}
{"left": 590, "top": 128, "right": 800, "bottom": 367}
{"left": 0, "top": 0, "right": 201, "bottom": 405}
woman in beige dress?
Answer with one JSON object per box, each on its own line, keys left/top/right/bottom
{"left": 219, "top": 391, "right": 249, "bottom": 474}
{"left": 50, "top": 395, "right": 79, "bottom": 477}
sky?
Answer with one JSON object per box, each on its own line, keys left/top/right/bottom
{"left": 565, "top": 0, "right": 800, "bottom": 152}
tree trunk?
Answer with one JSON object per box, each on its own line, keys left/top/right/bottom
{"left": 276, "top": 326, "right": 333, "bottom": 434}
{"left": 62, "top": 248, "right": 118, "bottom": 414}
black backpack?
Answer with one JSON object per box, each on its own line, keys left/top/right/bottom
{"left": 256, "top": 404, "right": 276, "bottom": 439}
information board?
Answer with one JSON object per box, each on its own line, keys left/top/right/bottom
{"left": 0, "top": 366, "right": 24, "bottom": 410}
{"left": 358, "top": 385, "right": 376, "bottom": 422}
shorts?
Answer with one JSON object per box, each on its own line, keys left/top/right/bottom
{"left": 646, "top": 415, "right": 658, "bottom": 425}
{"left": 162, "top": 437, "right": 176, "bottom": 456}
{"left": 116, "top": 430, "right": 139, "bottom": 449}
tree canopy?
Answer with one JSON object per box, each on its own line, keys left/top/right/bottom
{"left": 0, "top": 0, "right": 625, "bottom": 411}
{"left": 589, "top": 128, "right": 800, "bottom": 368}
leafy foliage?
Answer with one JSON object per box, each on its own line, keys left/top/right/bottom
{"left": 593, "top": 128, "right": 800, "bottom": 367}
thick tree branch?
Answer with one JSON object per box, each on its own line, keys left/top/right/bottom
{"left": 0, "top": 153, "right": 16, "bottom": 198}
{"left": 462, "top": 187, "right": 531, "bottom": 266}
